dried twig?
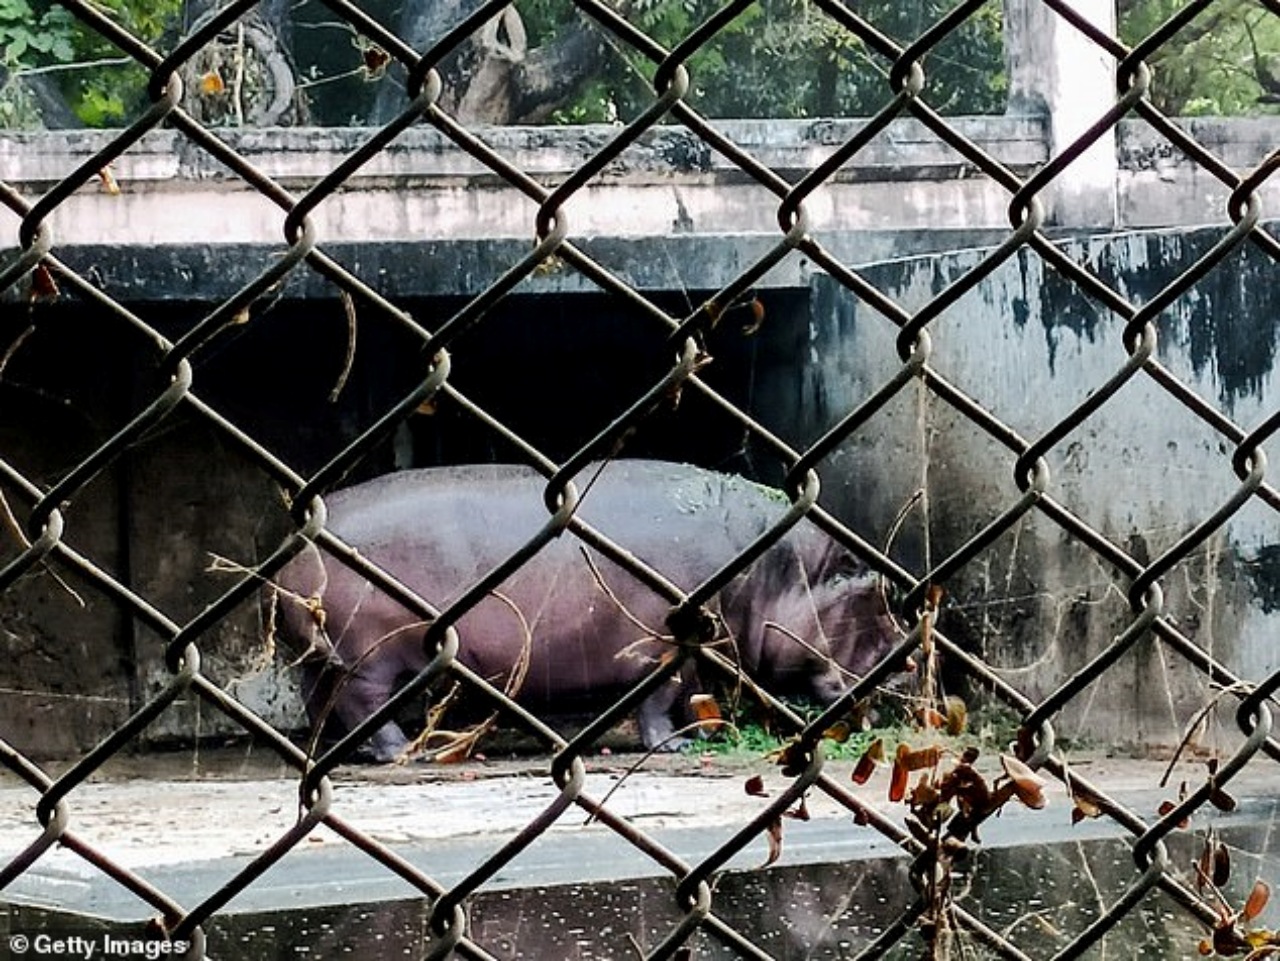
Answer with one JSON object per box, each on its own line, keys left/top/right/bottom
{"left": 402, "top": 588, "right": 534, "bottom": 763}
{"left": 328, "top": 288, "right": 358, "bottom": 402}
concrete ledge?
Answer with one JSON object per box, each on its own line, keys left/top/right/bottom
{"left": 16, "top": 229, "right": 1012, "bottom": 303}
{"left": 3, "top": 117, "right": 1275, "bottom": 249}
{"left": 0, "top": 118, "right": 1048, "bottom": 189}
{"left": 1117, "top": 118, "right": 1280, "bottom": 228}
{"left": 0, "top": 118, "right": 1048, "bottom": 247}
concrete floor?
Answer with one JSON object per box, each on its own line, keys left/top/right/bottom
{"left": 1, "top": 748, "right": 1277, "bottom": 919}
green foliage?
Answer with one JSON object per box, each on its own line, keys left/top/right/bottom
{"left": 1, "top": 0, "right": 179, "bottom": 128}
{"left": 698, "top": 719, "right": 880, "bottom": 759}
{"left": 526, "top": 0, "right": 1006, "bottom": 122}
{"left": 0, "top": 0, "right": 76, "bottom": 65}
{"left": 0, "top": 0, "right": 73, "bottom": 125}
{"left": 8, "top": 0, "right": 1276, "bottom": 127}
{"left": 1118, "top": 0, "right": 1280, "bottom": 115}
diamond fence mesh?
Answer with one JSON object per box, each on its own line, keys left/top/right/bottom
{"left": 1, "top": 0, "right": 1279, "bottom": 958}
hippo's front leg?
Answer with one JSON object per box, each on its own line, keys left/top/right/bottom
{"left": 635, "top": 658, "right": 706, "bottom": 752}
{"left": 636, "top": 682, "right": 684, "bottom": 751}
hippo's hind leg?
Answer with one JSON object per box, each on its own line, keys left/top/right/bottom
{"left": 314, "top": 667, "right": 413, "bottom": 763}
{"left": 354, "top": 721, "right": 412, "bottom": 764}
{"left": 342, "top": 671, "right": 415, "bottom": 762}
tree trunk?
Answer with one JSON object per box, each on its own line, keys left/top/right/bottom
{"left": 372, "top": 0, "right": 492, "bottom": 123}
{"left": 375, "top": 2, "right": 609, "bottom": 125}
{"left": 509, "top": 22, "right": 609, "bottom": 123}
{"left": 165, "top": 0, "right": 610, "bottom": 127}
{"left": 178, "top": 0, "right": 304, "bottom": 126}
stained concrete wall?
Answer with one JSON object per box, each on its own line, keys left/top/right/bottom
{"left": 6, "top": 223, "right": 1274, "bottom": 755}
{"left": 774, "top": 224, "right": 1280, "bottom": 749}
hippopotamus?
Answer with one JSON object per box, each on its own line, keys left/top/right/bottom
{"left": 269, "top": 460, "right": 898, "bottom": 761}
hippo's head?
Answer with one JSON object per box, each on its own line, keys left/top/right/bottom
{"left": 742, "top": 529, "right": 902, "bottom": 706}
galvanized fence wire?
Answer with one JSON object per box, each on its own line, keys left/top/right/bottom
{"left": 0, "top": 0, "right": 1278, "bottom": 957}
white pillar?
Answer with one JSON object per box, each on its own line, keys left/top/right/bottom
{"left": 1004, "top": 0, "right": 1119, "bottom": 228}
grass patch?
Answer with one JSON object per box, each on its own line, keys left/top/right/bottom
{"left": 693, "top": 697, "right": 1031, "bottom": 764}
{"left": 695, "top": 712, "right": 880, "bottom": 761}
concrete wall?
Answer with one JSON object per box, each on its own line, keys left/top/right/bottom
{"left": 5, "top": 222, "right": 1274, "bottom": 754}
{"left": 780, "top": 225, "right": 1280, "bottom": 749}
{"left": 0, "top": 118, "right": 1047, "bottom": 252}
{"left": 1118, "top": 118, "right": 1280, "bottom": 228}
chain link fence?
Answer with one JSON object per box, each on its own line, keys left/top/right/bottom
{"left": 1, "top": 0, "right": 1279, "bottom": 958}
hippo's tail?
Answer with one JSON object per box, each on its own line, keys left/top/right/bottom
{"left": 262, "top": 544, "right": 344, "bottom": 670}
{"left": 265, "top": 585, "right": 343, "bottom": 668}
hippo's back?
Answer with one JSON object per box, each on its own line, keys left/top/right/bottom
{"left": 320, "top": 460, "right": 795, "bottom": 584}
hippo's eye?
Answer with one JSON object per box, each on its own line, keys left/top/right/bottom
{"left": 828, "top": 552, "right": 867, "bottom": 583}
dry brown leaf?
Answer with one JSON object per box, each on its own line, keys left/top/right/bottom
{"left": 98, "top": 166, "right": 121, "bottom": 195}
{"left": 1000, "top": 754, "right": 1047, "bottom": 810}
{"left": 775, "top": 740, "right": 811, "bottom": 777}
{"left": 30, "top": 263, "right": 59, "bottom": 301}
{"left": 1244, "top": 879, "right": 1271, "bottom": 922}
{"left": 901, "top": 745, "right": 944, "bottom": 773}
{"left": 889, "top": 755, "right": 909, "bottom": 803}
{"left": 919, "top": 707, "right": 945, "bottom": 730}
{"left": 852, "top": 749, "right": 878, "bottom": 786}
{"left": 1157, "top": 799, "right": 1191, "bottom": 830}
{"left": 823, "top": 720, "right": 852, "bottom": 743}
{"left": 199, "top": 69, "right": 225, "bottom": 95}
{"left": 910, "top": 775, "right": 940, "bottom": 808}
{"left": 689, "top": 693, "right": 721, "bottom": 722}
{"left": 784, "top": 796, "right": 811, "bottom": 822}
{"left": 1071, "top": 794, "right": 1103, "bottom": 825}
{"left": 1213, "top": 840, "right": 1231, "bottom": 888}
{"left": 436, "top": 742, "right": 470, "bottom": 764}
{"left": 362, "top": 45, "right": 391, "bottom": 79}
{"left": 1209, "top": 787, "right": 1238, "bottom": 813}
